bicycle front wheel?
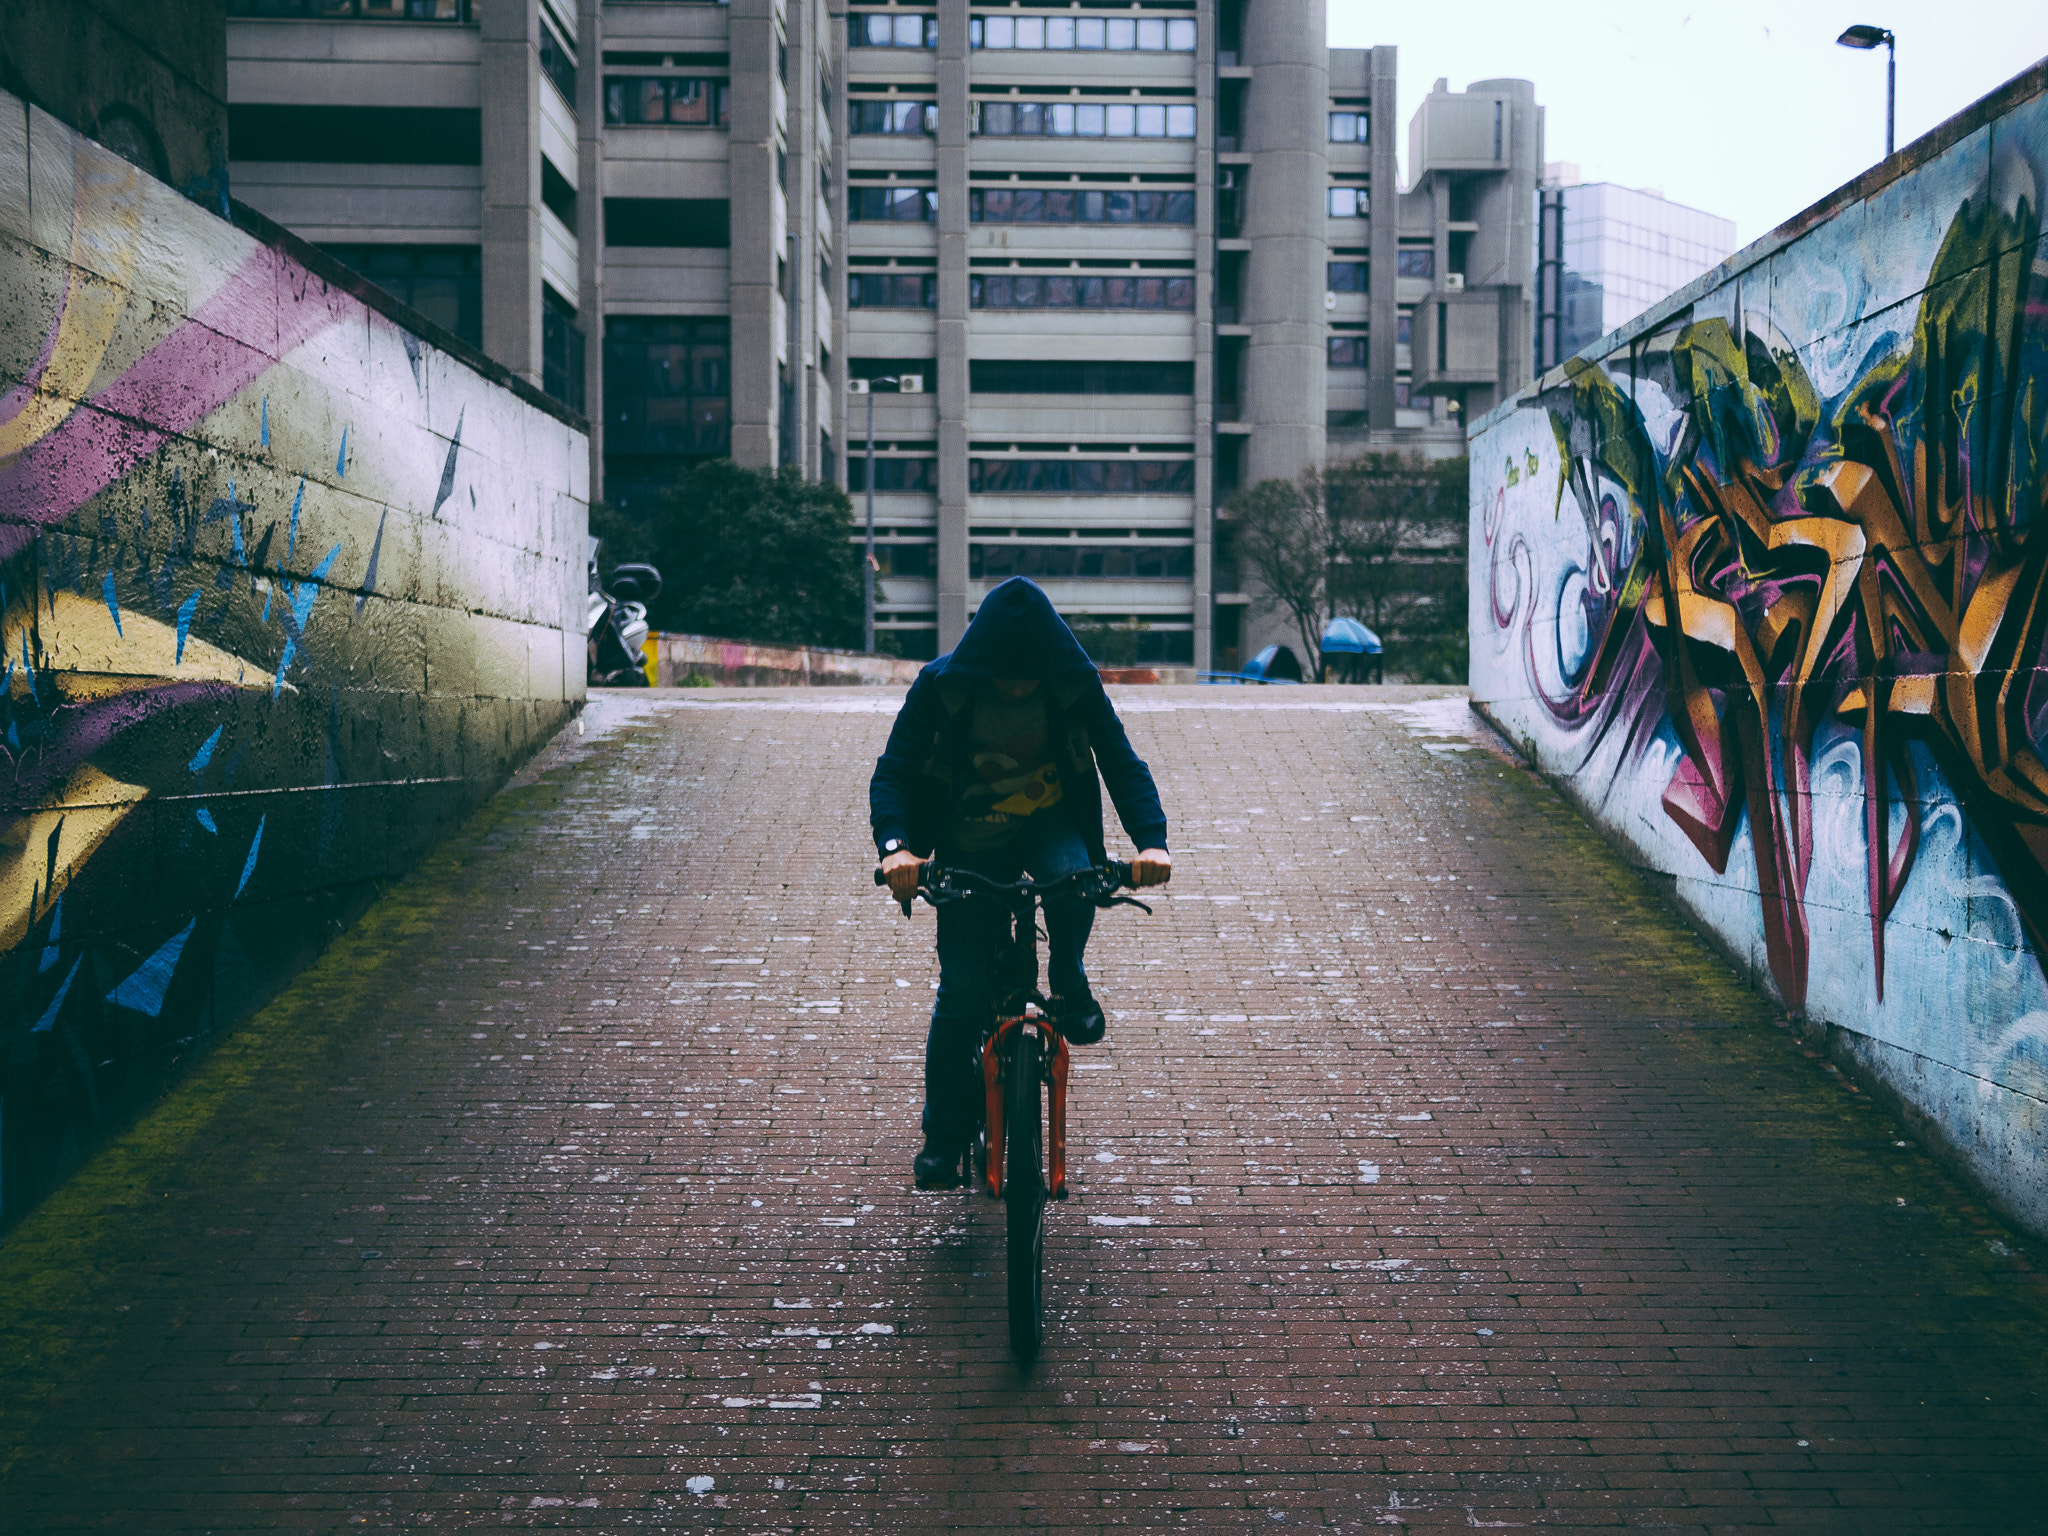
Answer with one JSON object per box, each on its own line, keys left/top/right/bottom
{"left": 1004, "top": 1026, "right": 1047, "bottom": 1364}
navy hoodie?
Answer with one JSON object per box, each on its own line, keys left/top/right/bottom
{"left": 868, "top": 577, "right": 1168, "bottom": 861}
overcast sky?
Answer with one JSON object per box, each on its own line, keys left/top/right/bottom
{"left": 1328, "top": 1, "right": 2048, "bottom": 247}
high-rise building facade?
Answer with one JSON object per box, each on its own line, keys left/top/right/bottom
{"left": 1541, "top": 163, "right": 1736, "bottom": 359}
{"left": 225, "top": 1, "right": 1538, "bottom": 670}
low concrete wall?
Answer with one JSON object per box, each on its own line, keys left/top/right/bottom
{"left": 654, "top": 634, "right": 925, "bottom": 687}
{"left": 1468, "top": 61, "right": 2048, "bottom": 1236}
{"left": 0, "top": 92, "right": 587, "bottom": 1225}
{"left": 650, "top": 636, "right": 1199, "bottom": 689}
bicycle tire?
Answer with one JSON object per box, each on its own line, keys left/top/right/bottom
{"left": 1004, "top": 1026, "right": 1046, "bottom": 1364}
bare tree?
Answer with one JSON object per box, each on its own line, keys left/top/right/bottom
{"left": 1225, "top": 453, "right": 1468, "bottom": 682}
{"left": 1225, "top": 468, "right": 1334, "bottom": 674}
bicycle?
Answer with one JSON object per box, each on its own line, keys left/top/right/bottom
{"left": 875, "top": 858, "right": 1158, "bottom": 1363}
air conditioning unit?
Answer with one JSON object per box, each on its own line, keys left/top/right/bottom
{"left": 848, "top": 378, "right": 871, "bottom": 394}
{"left": 897, "top": 374, "right": 925, "bottom": 393}
{"left": 1444, "top": 272, "right": 1465, "bottom": 292}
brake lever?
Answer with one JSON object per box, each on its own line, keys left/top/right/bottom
{"left": 1103, "top": 894, "right": 1153, "bottom": 915}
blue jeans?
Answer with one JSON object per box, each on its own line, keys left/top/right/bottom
{"left": 921, "top": 817, "right": 1095, "bottom": 1145}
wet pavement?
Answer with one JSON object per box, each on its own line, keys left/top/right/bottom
{"left": 2, "top": 685, "right": 2046, "bottom": 1532}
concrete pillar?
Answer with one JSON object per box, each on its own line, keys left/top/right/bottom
{"left": 1191, "top": 0, "right": 1217, "bottom": 673}
{"left": 728, "top": 0, "right": 780, "bottom": 468}
{"left": 934, "top": 3, "right": 971, "bottom": 649}
{"left": 1365, "top": 46, "right": 1400, "bottom": 436}
{"left": 1241, "top": 0, "right": 1326, "bottom": 488}
{"left": 480, "top": 0, "right": 542, "bottom": 382}
{"left": 577, "top": 0, "right": 604, "bottom": 498}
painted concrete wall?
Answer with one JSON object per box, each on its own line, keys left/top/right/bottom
{"left": 0, "top": 93, "right": 587, "bottom": 1224}
{"left": 1469, "top": 62, "right": 2048, "bottom": 1236}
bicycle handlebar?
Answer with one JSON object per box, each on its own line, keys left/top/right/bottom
{"left": 871, "top": 858, "right": 1161, "bottom": 916}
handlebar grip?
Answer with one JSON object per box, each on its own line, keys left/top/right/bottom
{"left": 872, "top": 867, "right": 887, "bottom": 886}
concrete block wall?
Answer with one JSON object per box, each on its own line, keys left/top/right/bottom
{"left": 1468, "top": 61, "right": 2048, "bottom": 1236}
{"left": 0, "top": 92, "right": 587, "bottom": 1225}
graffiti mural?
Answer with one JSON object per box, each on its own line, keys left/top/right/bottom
{"left": 0, "top": 95, "right": 586, "bottom": 1223}
{"left": 1472, "top": 75, "right": 2048, "bottom": 1234}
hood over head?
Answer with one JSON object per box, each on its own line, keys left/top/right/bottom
{"left": 936, "top": 577, "right": 1098, "bottom": 678}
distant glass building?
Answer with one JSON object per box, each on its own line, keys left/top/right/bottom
{"left": 1543, "top": 163, "right": 1736, "bottom": 356}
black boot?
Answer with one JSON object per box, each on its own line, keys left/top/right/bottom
{"left": 913, "top": 1137, "right": 965, "bottom": 1190}
{"left": 1053, "top": 992, "right": 1105, "bottom": 1046}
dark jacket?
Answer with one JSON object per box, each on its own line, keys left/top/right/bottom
{"left": 869, "top": 578, "right": 1168, "bottom": 862}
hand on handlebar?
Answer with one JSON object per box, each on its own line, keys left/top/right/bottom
{"left": 880, "top": 848, "right": 924, "bottom": 904}
{"left": 1129, "top": 848, "right": 1172, "bottom": 888}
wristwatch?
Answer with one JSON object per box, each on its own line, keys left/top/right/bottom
{"left": 881, "top": 838, "right": 906, "bottom": 856}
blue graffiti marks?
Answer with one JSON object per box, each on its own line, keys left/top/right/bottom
{"left": 235, "top": 816, "right": 265, "bottom": 900}
{"left": 103, "top": 919, "right": 198, "bottom": 1018}
{"left": 273, "top": 544, "right": 343, "bottom": 697}
{"left": 188, "top": 725, "right": 224, "bottom": 773}
{"left": 260, "top": 395, "right": 269, "bottom": 448}
{"left": 357, "top": 510, "right": 387, "bottom": 616}
{"left": 431, "top": 406, "right": 464, "bottom": 520}
{"left": 39, "top": 896, "right": 61, "bottom": 972}
{"left": 175, "top": 588, "right": 201, "bottom": 663}
{"left": 286, "top": 477, "right": 305, "bottom": 561}
{"left": 101, "top": 572, "right": 122, "bottom": 636}
{"left": 336, "top": 424, "right": 349, "bottom": 478}
{"left": 32, "top": 957, "right": 82, "bottom": 1033}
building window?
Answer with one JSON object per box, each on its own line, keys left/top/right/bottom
{"left": 849, "top": 186, "right": 936, "bottom": 221}
{"left": 971, "top": 187, "right": 1194, "bottom": 225}
{"left": 971, "top": 544, "right": 1196, "bottom": 579}
{"left": 969, "top": 460, "right": 1195, "bottom": 494}
{"left": 542, "top": 287, "right": 585, "bottom": 413}
{"left": 604, "top": 317, "right": 731, "bottom": 456}
{"left": 969, "top": 360, "right": 1194, "bottom": 394}
{"left": 972, "top": 16, "right": 1195, "bottom": 51}
{"left": 539, "top": 23, "right": 576, "bottom": 109}
{"left": 1327, "top": 336, "right": 1369, "bottom": 368}
{"left": 975, "top": 101, "right": 1196, "bottom": 139}
{"left": 541, "top": 157, "right": 576, "bottom": 226}
{"left": 847, "top": 458, "right": 939, "bottom": 493}
{"left": 851, "top": 12, "right": 937, "bottom": 47}
{"left": 1394, "top": 380, "right": 1413, "bottom": 408}
{"left": 604, "top": 78, "right": 730, "bottom": 126}
{"left": 848, "top": 272, "right": 937, "bottom": 309}
{"left": 1327, "top": 186, "right": 1368, "bottom": 218}
{"left": 1327, "top": 111, "right": 1368, "bottom": 143}
{"left": 603, "top": 198, "right": 730, "bottom": 247}
{"left": 850, "top": 99, "right": 938, "bottom": 135}
{"left": 1395, "top": 248, "right": 1435, "bottom": 279}
{"left": 1326, "top": 261, "right": 1368, "bottom": 293}
{"left": 971, "top": 274, "right": 1194, "bottom": 312}
{"left": 229, "top": 105, "right": 480, "bottom": 164}
{"left": 227, "top": 0, "right": 472, "bottom": 16}
{"left": 319, "top": 244, "right": 481, "bottom": 347}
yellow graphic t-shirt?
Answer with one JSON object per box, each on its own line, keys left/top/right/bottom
{"left": 952, "top": 686, "right": 1064, "bottom": 851}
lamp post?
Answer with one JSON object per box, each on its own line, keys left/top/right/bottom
{"left": 1836, "top": 23, "right": 1896, "bottom": 158}
{"left": 851, "top": 374, "right": 899, "bottom": 654}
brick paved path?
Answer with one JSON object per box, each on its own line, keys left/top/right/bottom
{"left": 4, "top": 687, "right": 2047, "bottom": 1533}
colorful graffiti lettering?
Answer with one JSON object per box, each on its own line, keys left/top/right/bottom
{"left": 1473, "top": 77, "right": 2048, "bottom": 1231}
{"left": 0, "top": 100, "right": 583, "bottom": 1224}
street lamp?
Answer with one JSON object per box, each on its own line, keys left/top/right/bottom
{"left": 848, "top": 372, "right": 924, "bottom": 653}
{"left": 1836, "top": 23, "right": 1896, "bottom": 158}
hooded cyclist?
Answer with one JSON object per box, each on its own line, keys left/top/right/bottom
{"left": 870, "top": 577, "right": 1171, "bottom": 1189}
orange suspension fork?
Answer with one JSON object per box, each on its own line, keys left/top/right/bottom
{"left": 981, "top": 1018, "right": 1014, "bottom": 1199}
{"left": 1046, "top": 1030, "right": 1070, "bottom": 1200}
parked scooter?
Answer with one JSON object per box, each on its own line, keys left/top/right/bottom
{"left": 587, "top": 537, "right": 664, "bottom": 687}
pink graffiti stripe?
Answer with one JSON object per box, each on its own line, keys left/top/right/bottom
{"left": 0, "top": 246, "right": 357, "bottom": 560}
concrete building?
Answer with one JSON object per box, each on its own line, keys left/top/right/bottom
{"left": 224, "top": 1, "right": 1540, "bottom": 670}
{"left": 1541, "top": 162, "right": 1737, "bottom": 358}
